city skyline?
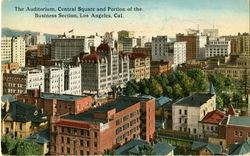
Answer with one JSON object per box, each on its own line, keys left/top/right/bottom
{"left": 2, "top": 0, "right": 249, "bottom": 37}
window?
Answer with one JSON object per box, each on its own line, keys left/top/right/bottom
{"left": 67, "top": 148, "right": 70, "bottom": 154}
{"left": 67, "top": 137, "right": 70, "bottom": 144}
{"left": 87, "top": 151, "right": 90, "bottom": 155}
{"left": 61, "top": 147, "right": 64, "bottom": 153}
{"left": 94, "top": 142, "right": 97, "bottom": 147}
{"left": 116, "top": 119, "right": 121, "bottom": 125}
{"left": 67, "top": 128, "right": 70, "bottom": 133}
{"left": 123, "top": 123, "right": 129, "bottom": 130}
{"left": 86, "top": 130, "right": 89, "bottom": 136}
{"left": 184, "top": 119, "right": 187, "bottom": 123}
{"left": 194, "top": 128, "right": 197, "bottom": 134}
{"left": 179, "top": 118, "right": 182, "bottom": 123}
{"left": 220, "top": 141, "right": 223, "bottom": 146}
{"left": 86, "top": 141, "right": 89, "bottom": 147}
{"left": 123, "top": 115, "right": 129, "bottom": 122}
{"left": 211, "top": 127, "right": 214, "bottom": 131}
{"left": 80, "top": 150, "right": 83, "bottom": 155}
{"left": 20, "top": 123, "right": 22, "bottom": 130}
{"left": 61, "top": 137, "right": 64, "bottom": 143}
{"left": 234, "top": 131, "right": 238, "bottom": 137}
{"left": 239, "top": 131, "right": 243, "bottom": 137}
{"left": 81, "top": 130, "right": 84, "bottom": 135}
{"left": 202, "top": 125, "right": 205, "bottom": 130}
{"left": 80, "top": 140, "right": 83, "bottom": 146}
{"left": 94, "top": 132, "right": 98, "bottom": 138}
{"left": 248, "top": 132, "right": 250, "bottom": 137}
{"left": 62, "top": 127, "right": 64, "bottom": 133}
{"left": 179, "top": 109, "right": 182, "bottom": 114}
{"left": 184, "top": 110, "right": 187, "bottom": 115}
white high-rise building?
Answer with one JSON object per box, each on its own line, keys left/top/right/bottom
{"left": 1, "top": 37, "right": 12, "bottom": 62}
{"left": 81, "top": 43, "right": 129, "bottom": 96}
{"left": 197, "top": 35, "right": 208, "bottom": 60}
{"left": 64, "top": 64, "right": 81, "bottom": 95}
{"left": 205, "top": 38, "right": 231, "bottom": 58}
{"left": 45, "top": 66, "right": 65, "bottom": 94}
{"left": 34, "top": 33, "right": 46, "bottom": 44}
{"left": 173, "top": 42, "right": 186, "bottom": 66}
{"left": 12, "top": 36, "right": 26, "bottom": 67}
{"left": 151, "top": 36, "right": 169, "bottom": 61}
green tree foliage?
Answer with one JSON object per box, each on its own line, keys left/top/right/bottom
{"left": 138, "top": 144, "right": 155, "bottom": 155}
{"left": 1, "top": 135, "right": 42, "bottom": 155}
{"left": 124, "top": 69, "right": 243, "bottom": 108}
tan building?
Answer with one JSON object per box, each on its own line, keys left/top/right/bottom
{"left": 1, "top": 101, "right": 48, "bottom": 139}
{"left": 150, "top": 61, "right": 171, "bottom": 76}
{"left": 237, "top": 33, "right": 250, "bottom": 54}
{"left": 1, "top": 62, "right": 19, "bottom": 73}
{"left": 126, "top": 52, "right": 150, "bottom": 82}
{"left": 208, "top": 54, "right": 250, "bottom": 90}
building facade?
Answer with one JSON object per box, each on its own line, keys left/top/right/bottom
{"left": 49, "top": 96, "right": 155, "bottom": 155}
{"left": 205, "top": 39, "right": 231, "bottom": 58}
{"left": 51, "top": 37, "right": 85, "bottom": 60}
{"left": 12, "top": 36, "right": 26, "bottom": 67}
{"left": 176, "top": 33, "right": 198, "bottom": 61}
{"left": 151, "top": 36, "right": 170, "bottom": 61}
{"left": 1, "top": 37, "right": 12, "bottom": 62}
{"left": 81, "top": 43, "right": 129, "bottom": 96}
{"left": 173, "top": 42, "right": 186, "bottom": 66}
{"left": 127, "top": 52, "right": 150, "bottom": 82}
{"left": 172, "top": 93, "right": 216, "bottom": 135}
{"left": 150, "top": 61, "right": 171, "bottom": 76}
{"left": 3, "top": 66, "right": 45, "bottom": 95}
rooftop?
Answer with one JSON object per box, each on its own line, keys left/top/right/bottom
{"left": 25, "top": 129, "right": 50, "bottom": 144}
{"left": 229, "top": 140, "right": 250, "bottom": 155}
{"left": 114, "top": 139, "right": 148, "bottom": 155}
{"left": 154, "top": 142, "right": 175, "bottom": 155}
{"left": 82, "top": 53, "right": 99, "bottom": 62}
{"left": 63, "top": 96, "right": 150, "bottom": 123}
{"left": 2, "top": 101, "right": 47, "bottom": 123}
{"left": 40, "top": 92, "right": 86, "bottom": 101}
{"left": 174, "top": 93, "right": 215, "bottom": 107}
{"left": 97, "top": 43, "right": 111, "bottom": 52}
{"left": 1, "top": 95, "right": 15, "bottom": 103}
{"left": 192, "top": 141, "right": 222, "bottom": 155}
{"left": 228, "top": 116, "right": 250, "bottom": 127}
{"left": 200, "top": 110, "right": 225, "bottom": 124}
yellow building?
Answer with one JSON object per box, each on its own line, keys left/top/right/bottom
{"left": 128, "top": 52, "right": 150, "bottom": 82}
{"left": 1, "top": 101, "right": 48, "bottom": 139}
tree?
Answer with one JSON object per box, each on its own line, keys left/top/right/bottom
{"left": 149, "top": 79, "right": 163, "bottom": 97}
{"left": 1, "top": 135, "right": 42, "bottom": 155}
{"left": 124, "top": 81, "right": 137, "bottom": 95}
{"left": 172, "top": 84, "right": 183, "bottom": 99}
{"left": 1, "top": 135, "right": 21, "bottom": 155}
{"left": 16, "top": 141, "right": 42, "bottom": 155}
{"left": 138, "top": 144, "right": 155, "bottom": 155}
{"left": 187, "top": 69, "right": 208, "bottom": 92}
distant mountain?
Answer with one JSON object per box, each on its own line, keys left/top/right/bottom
{"left": 2, "top": 28, "right": 58, "bottom": 42}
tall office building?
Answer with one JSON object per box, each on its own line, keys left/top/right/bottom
{"left": 11, "top": 36, "right": 26, "bottom": 67}
{"left": 151, "top": 36, "right": 170, "bottom": 61}
{"left": 203, "top": 29, "right": 219, "bottom": 41}
{"left": 122, "top": 37, "right": 137, "bottom": 53}
{"left": 205, "top": 38, "right": 231, "bottom": 58}
{"left": 173, "top": 42, "right": 186, "bottom": 66}
{"left": 117, "top": 30, "right": 135, "bottom": 52}
{"left": 237, "top": 33, "right": 250, "bottom": 54}
{"left": 176, "top": 33, "right": 198, "bottom": 61}
{"left": 51, "top": 37, "right": 85, "bottom": 60}
{"left": 81, "top": 43, "right": 129, "bottom": 96}
{"left": 1, "top": 37, "right": 12, "bottom": 62}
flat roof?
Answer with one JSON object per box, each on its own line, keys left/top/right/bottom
{"left": 63, "top": 96, "right": 150, "bottom": 123}
{"left": 41, "top": 93, "right": 86, "bottom": 101}
{"left": 174, "top": 93, "right": 215, "bottom": 107}
{"left": 228, "top": 116, "right": 250, "bottom": 127}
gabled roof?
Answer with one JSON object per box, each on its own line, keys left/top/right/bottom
{"left": 201, "top": 110, "right": 225, "bottom": 124}
{"left": 3, "top": 101, "right": 46, "bottom": 123}
{"left": 154, "top": 142, "right": 175, "bottom": 155}
{"left": 229, "top": 140, "right": 250, "bottom": 155}
{"left": 174, "top": 93, "right": 215, "bottom": 107}
{"left": 25, "top": 129, "right": 50, "bottom": 144}
{"left": 227, "top": 105, "right": 236, "bottom": 116}
{"left": 114, "top": 139, "right": 148, "bottom": 155}
{"left": 192, "top": 141, "right": 222, "bottom": 155}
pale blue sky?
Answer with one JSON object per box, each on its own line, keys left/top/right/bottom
{"left": 2, "top": 0, "right": 249, "bottom": 37}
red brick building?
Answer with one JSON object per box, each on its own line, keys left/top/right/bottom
{"left": 16, "top": 89, "right": 93, "bottom": 116}
{"left": 176, "top": 33, "right": 198, "bottom": 61}
{"left": 49, "top": 96, "right": 155, "bottom": 155}
{"left": 218, "top": 115, "right": 250, "bottom": 146}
